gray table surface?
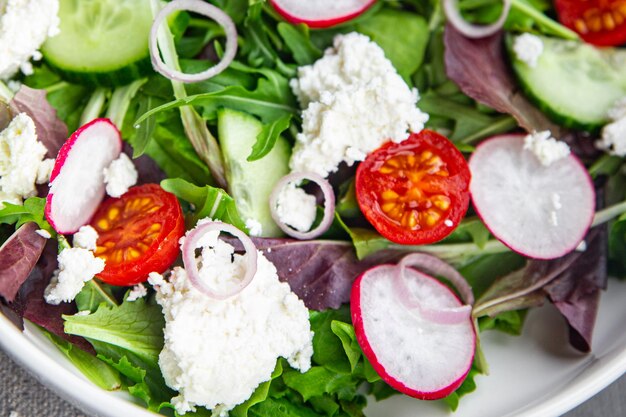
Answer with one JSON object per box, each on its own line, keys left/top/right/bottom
{"left": 0, "top": 349, "right": 624, "bottom": 417}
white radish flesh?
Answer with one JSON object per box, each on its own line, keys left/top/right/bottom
{"left": 270, "top": 0, "right": 376, "bottom": 28}
{"left": 351, "top": 265, "right": 475, "bottom": 400}
{"left": 45, "top": 118, "right": 122, "bottom": 234}
{"left": 469, "top": 134, "right": 595, "bottom": 259}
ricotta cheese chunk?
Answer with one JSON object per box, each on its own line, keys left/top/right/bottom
{"left": 598, "top": 97, "right": 626, "bottom": 157}
{"left": 513, "top": 33, "right": 544, "bottom": 68}
{"left": 44, "top": 247, "right": 105, "bottom": 305}
{"left": 0, "top": 0, "right": 60, "bottom": 78}
{"left": 275, "top": 182, "right": 317, "bottom": 233}
{"left": 127, "top": 283, "right": 147, "bottom": 302}
{"left": 103, "top": 153, "right": 138, "bottom": 198}
{"left": 289, "top": 32, "right": 429, "bottom": 177}
{"left": 152, "top": 229, "right": 313, "bottom": 415}
{"left": 0, "top": 112, "right": 54, "bottom": 208}
{"left": 523, "top": 130, "right": 570, "bottom": 166}
{"left": 72, "top": 225, "right": 99, "bottom": 251}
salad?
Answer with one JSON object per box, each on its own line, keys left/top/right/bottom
{"left": 1, "top": 0, "right": 626, "bottom": 416}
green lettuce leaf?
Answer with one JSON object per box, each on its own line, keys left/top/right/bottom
{"left": 160, "top": 177, "right": 246, "bottom": 229}
{"left": 63, "top": 297, "right": 164, "bottom": 362}
{"left": 43, "top": 330, "right": 122, "bottom": 391}
{"left": 0, "top": 197, "right": 54, "bottom": 235}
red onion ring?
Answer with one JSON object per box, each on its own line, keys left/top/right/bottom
{"left": 443, "top": 0, "right": 511, "bottom": 38}
{"left": 269, "top": 172, "right": 336, "bottom": 240}
{"left": 182, "top": 221, "right": 257, "bottom": 299}
{"left": 394, "top": 253, "right": 474, "bottom": 325}
{"left": 150, "top": 0, "right": 238, "bottom": 83}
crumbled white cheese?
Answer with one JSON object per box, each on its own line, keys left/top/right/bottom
{"left": 153, "top": 230, "right": 312, "bottom": 415}
{"left": 245, "top": 218, "right": 263, "bottom": 237}
{"left": 598, "top": 117, "right": 626, "bottom": 157}
{"left": 607, "top": 97, "right": 626, "bottom": 121}
{"left": 44, "top": 248, "right": 105, "bottom": 305}
{"left": 289, "top": 32, "right": 429, "bottom": 177}
{"left": 0, "top": 113, "right": 51, "bottom": 207}
{"left": 0, "top": 0, "right": 60, "bottom": 79}
{"left": 523, "top": 130, "right": 570, "bottom": 166}
{"left": 103, "top": 153, "right": 138, "bottom": 198}
{"left": 72, "top": 225, "right": 98, "bottom": 251}
{"left": 35, "top": 228, "right": 51, "bottom": 239}
{"left": 275, "top": 182, "right": 317, "bottom": 233}
{"left": 36, "top": 157, "right": 55, "bottom": 184}
{"left": 513, "top": 33, "right": 544, "bottom": 68}
{"left": 75, "top": 310, "right": 91, "bottom": 316}
{"left": 127, "top": 283, "right": 148, "bottom": 302}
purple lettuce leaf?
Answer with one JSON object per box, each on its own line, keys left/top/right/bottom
{"left": 544, "top": 227, "right": 607, "bottom": 352}
{"left": 9, "top": 85, "right": 68, "bottom": 158}
{"left": 231, "top": 238, "right": 405, "bottom": 310}
{"left": 122, "top": 143, "right": 166, "bottom": 185}
{"left": 443, "top": 25, "right": 559, "bottom": 135}
{"left": 443, "top": 25, "right": 600, "bottom": 159}
{"left": 0, "top": 222, "right": 47, "bottom": 303}
{"left": 474, "top": 228, "right": 607, "bottom": 352}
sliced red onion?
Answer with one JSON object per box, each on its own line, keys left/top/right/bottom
{"left": 150, "top": 0, "right": 238, "bottom": 83}
{"left": 394, "top": 253, "right": 474, "bottom": 325}
{"left": 443, "top": 0, "right": 511, "bottom": 38}
{"left": 269, "top": 172, "right": 336, "bottom": 240}
{"left": 182, "top": 221, "right": 257, "bottom": 299}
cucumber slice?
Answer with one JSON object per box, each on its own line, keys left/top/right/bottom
{"left": 507, "top": 34, "right": 626, "bottom": 131}
{"left": 218, "top": 108, "right": 291, "bottom": 238}
{"left": 41, "top": 0, "right": 154, "bottom": 87}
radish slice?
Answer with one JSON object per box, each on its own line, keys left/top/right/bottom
{"left": 395, "top": 254, "right": 473, "bottom": 325}
{"left": 182, "top": 221, "right": 258, "bottom": 300}
{"left": 443, "top": 0, "right": 511, "bottom": 38}
{"left": 269, "top": 0, "right": 376, "bottom": 28}
{"left": 150, "top": 0, "right": 238, "bottom": 83}
{"left": 45, "top": 118, "right": 122, "bottom": 234}
{"left": 469, "top": 134, "right": 595, "bottom": 259}
{"left": 269, "top": 172, "right": 335, "bottom": 240}
{"left": 352, "top": 265, "right": 476, "bottom": 400}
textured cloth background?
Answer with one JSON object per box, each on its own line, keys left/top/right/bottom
{"left": 1, "top": 349, "right": 624, "bottom": 417}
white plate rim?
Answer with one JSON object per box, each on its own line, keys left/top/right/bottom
{"left": 0, "top": 299, "right": 625, "bottom": 417}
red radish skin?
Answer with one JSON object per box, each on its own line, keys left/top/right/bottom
{"left": 45, "top": 118, "right": 122, "bottom": 234}
{"left": 351, "top": 265, "right": 476, "bottom": 400}
{"left": 270, "top": 0, "right": 376, "bottom": 28}
{"left": 469, "top": 134, "right": 595, "bottom": 260}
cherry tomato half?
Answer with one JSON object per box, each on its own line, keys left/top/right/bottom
{"left": 90, "top": 184, "right": 185, "bottom": 286}
{"left": 356, "top": 130, "right": 471, "bottom": 245}
{"left": 555, "top": 0, "right": 626, "bottom": 46}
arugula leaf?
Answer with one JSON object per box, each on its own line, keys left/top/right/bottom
{"left": 277, "top": 23, "right": 322, "bottom": 66}
{"left": 248, "top": 113, "right": 292, "bottom": 161}
{"left": 43, "top": 330, "right": 122, "bottom": 391}
{"left": 63, "top": 297, "right": 165, "bottom": 362}
{"left": 0, "top": 197, "right": 54, "bottom": 235}
{"left": 330, "top": 321, "right": 361, "bottom": 372}
{"left": 478, "top": 310, "right": 528, "bottom": 335}
{"left": 356, "top": 9, "right": 429, "bottom": 80}
{"left": 75, "top": 280, "right": 118, "bottom": 313}
{"left": 161, "top": 178, "right": 247, "bottom": 229}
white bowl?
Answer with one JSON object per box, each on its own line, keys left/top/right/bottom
{"left": 1, "top": 278, "right": 625, "bottom": 417}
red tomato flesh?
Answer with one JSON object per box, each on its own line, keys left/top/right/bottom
{"left": 91, "top": 184, "right": 185, "bottom": 286}
{"left": 356, "top": 130, "right": 471, "bottom": 245}
{"left": 555, "top": 0, "right": 626, "bottom": 46}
